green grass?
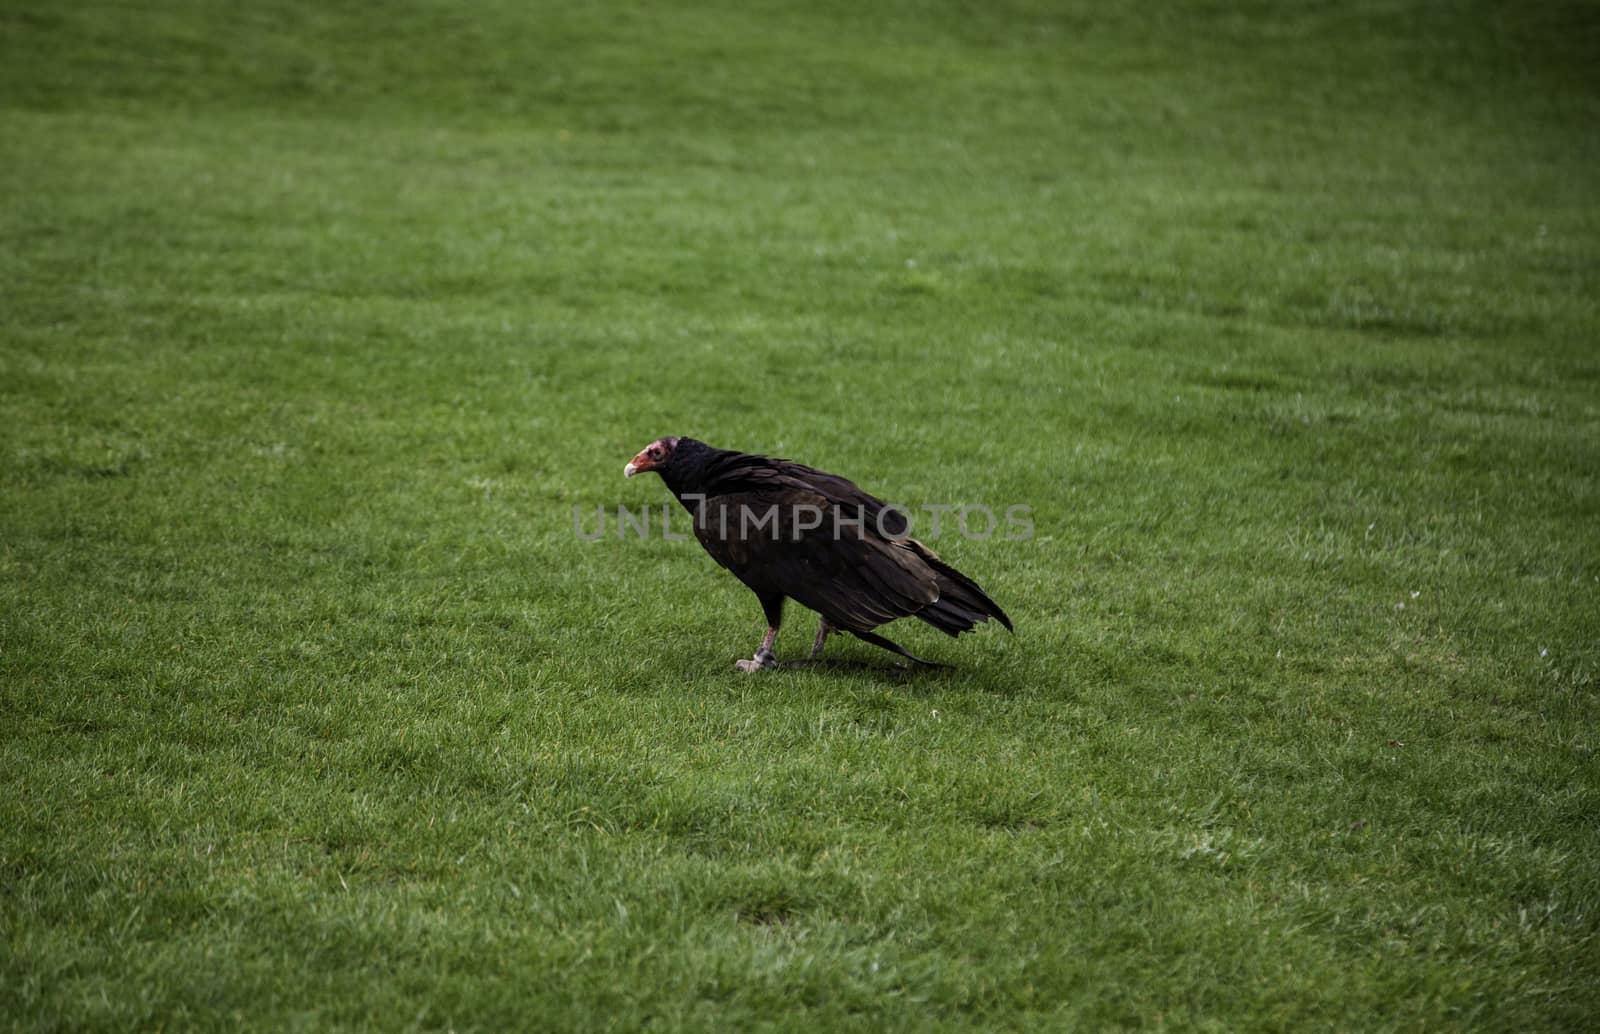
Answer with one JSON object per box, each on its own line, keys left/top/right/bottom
{"left": 3, "top": 0, "right": 1598, "bottom": 1029}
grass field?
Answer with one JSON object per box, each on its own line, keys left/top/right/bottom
{"left": 3, "top": 1, "right": 1598, "bottom": 1029}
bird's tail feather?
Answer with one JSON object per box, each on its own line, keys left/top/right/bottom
{"left": 849, "top": 629, "right": 945, "bottom": 667}
{"left": 915, "top": 555, "right": 1014, "bottom": 637}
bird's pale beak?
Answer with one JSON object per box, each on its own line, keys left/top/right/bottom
{"left": 625, "top": 445, "right": 662, "bottom": 478}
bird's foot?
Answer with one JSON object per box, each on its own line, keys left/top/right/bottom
{"left": 735, "top": 648, "right": 778, "bottom": 673}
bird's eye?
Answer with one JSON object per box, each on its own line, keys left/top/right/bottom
{"left": 649, "top": 447, "right": 661, "bottom": 458}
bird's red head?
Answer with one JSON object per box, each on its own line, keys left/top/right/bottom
{"left": 624, "top": 436, "right": 680, "bottom": 478}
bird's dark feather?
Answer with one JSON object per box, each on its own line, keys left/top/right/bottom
{"left": 653, "top": 438, "right": 1010, "bottom": 661}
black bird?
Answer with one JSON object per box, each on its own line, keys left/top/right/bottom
{"left": 624, "top": 436, "right": 1012, "bottom": 670}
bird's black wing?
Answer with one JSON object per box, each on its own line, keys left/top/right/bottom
{"left": 694, "top": 454, "right": 912, "bottom": 538}
{"left": 689, "top": 451, "right": 1010, "bottom": 636}
{"left": 687, "top": 454, "right": 934, "bottom": 632}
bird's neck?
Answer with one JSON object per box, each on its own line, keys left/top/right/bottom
{"left": 660, "top": 441, "right": 746, "bottom": 509}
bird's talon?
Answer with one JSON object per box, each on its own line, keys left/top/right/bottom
{"left": 735, "top": 649, "right": 778, "bottom": 673}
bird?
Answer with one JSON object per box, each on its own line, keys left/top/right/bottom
{"left": 624, "top": 436, "right": 1012, "bottom": 671}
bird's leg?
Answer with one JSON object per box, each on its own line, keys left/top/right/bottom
{"left": 735, "top": 625, "right": 779, "bottom": 672}
{"left": 736, "top": 594, "right": 784, "bottom": 672}
{"left": 808, "top": 619, "right": 834, "bottom": 660}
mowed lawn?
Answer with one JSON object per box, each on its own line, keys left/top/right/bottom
{"left": 2, "top": 1, "right": 1597, "bottom": 1029}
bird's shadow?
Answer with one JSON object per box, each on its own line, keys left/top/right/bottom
{"left": 764, "top": 657, "right": 949, "bottom": 681}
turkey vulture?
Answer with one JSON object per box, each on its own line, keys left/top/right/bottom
{"left": 624, "top": 436, "right": 1012, "bottom": 670}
